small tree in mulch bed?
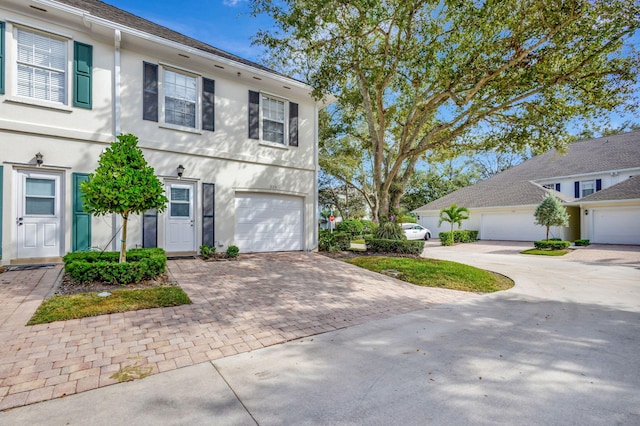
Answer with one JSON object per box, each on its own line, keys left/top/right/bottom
{"left": 81, "top": 134, "right": 168, "bottom": 263}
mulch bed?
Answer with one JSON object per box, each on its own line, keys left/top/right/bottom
{"left": 320, "top": 250, "right": 420, "bottom": 260}
{"left": 54, "top": 273, "right": 176, "bottom": 296}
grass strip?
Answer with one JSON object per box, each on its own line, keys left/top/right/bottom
{"left": 28, "top": 286, "right": 191, "bottom": 325}
{"left": 346, "top": 256, "right": 513, "bottom": 293}
{"left": 521, "top": 249, "right": 569, "bottom": 256}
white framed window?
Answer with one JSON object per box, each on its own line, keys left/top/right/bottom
{"left": 15, "top": 27, "right": 67, "bottom": 104}
{"left": 261, "top": 94, "right": 286, "bottom": 144}
{"left": 581, "top": 180, "right": 594, "bottom": 197}
{"left": 161, "top": 67, "right": 199, "bottom": 130}
{"left": 543, "top": 183, "right": 561, "bottom": 191}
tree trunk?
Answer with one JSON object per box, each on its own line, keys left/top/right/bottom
{"left": 120, "top": 213, "right": 128, "bottom": 263}
{"left": 546, "top": 226, "right": 549, "bottom": 241}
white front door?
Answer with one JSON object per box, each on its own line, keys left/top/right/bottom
{"left": 165, "top": 182, "right": 196, "bottom": 252}
{"left": 16, "top": 170, "right": 63, "bottom": 259}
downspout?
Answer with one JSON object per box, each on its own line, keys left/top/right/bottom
{"left": 312, "top": 103, "right": 319, "bottom": 251}
{"left": 113, "top": 29, "right": 121, "bottom": 136}
{"left": 112, "top": 29, "right": 122, "bottom": 251}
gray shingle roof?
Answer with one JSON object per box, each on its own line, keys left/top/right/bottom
{"left": 52, "top": 0, "right": 291, "bottom": 78}
{"left": 414, "top": 131, "right": 640, "bottom": 211}
{"left": 579, "top": 174, "right": 640, "bottom": 202}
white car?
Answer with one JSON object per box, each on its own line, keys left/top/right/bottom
{"left": 402, "top": 223, "right": 432, "bottom": 240}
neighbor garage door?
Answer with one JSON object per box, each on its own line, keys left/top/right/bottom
{"left": 235, "top": 193, "right": 304, "bottom": 253}
{"left": 480, "top": 211, "right": 545, "bottom": 241}
{"left": 591, "top": 207, "right": 640, "bottom": 245}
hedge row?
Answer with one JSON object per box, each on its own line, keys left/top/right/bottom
{"left": 439, "top": 230, "right": 479, "bottom": 246}
{"left": 364, "top": 237, "right": 424, "bottom": 255}
{"left": 63, "top": 248, "right": 166, "bottom": 284}
{"left": 318, "top": 231, "right": 351, "bottom": 252}
{"left": 533, "top": 240, "right": 571, "bottom": 250}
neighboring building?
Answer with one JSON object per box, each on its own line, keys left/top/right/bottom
{"left": 413, "top": 132, "right": 640, "bottom": 245}
{"left": 0, "top": 0, "right": 328, "bottom": 265}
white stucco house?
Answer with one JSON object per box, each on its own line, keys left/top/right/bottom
{"left": 413, "top": 132, "right": 640, "bottom": 245}
{"left": 0, "top": 0, "right": 328, "bottom": 265}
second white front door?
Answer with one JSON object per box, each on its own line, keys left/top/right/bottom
{"left": 165, "top": 182, "right": 196, "bottom": 252}
{"left": 16, "top": 170, "right": 63, "bottom": 259}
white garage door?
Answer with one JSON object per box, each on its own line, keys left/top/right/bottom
{"left": 480, "top": 212, "right": 546, "bottom": 241}
{"left": 235, "top": 193, "right": 304, "bottom": 253}
{"left": 592, "top": 207, "right": 640, "bottom": 245}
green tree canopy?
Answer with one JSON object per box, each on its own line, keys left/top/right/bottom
{"left": 534, "top": 194, "right": 570, "bottom": 241}
{"left": 81, "top": 134, "right": 168, "bottom": 262}
{"left": 252, "top": 0, "right": 639, "bottom": 220}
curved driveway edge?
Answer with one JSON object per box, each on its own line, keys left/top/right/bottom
{"left": 0, "top": 252, "right": 476, "bottom": 411}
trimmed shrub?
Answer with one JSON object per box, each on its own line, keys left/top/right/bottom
{"left": 318, "top": 231, "right": 351, "bottom": 252}
{"left": 533, "top": 240, "right": 571, "bottom": 250}
{"left": 439, "top": 230, "right": 479, "bottom": 245}
{"left": 63, "top": 248, "right": 166, "bottom": 284}
{"left": 375, "top": 222, "right": 404, "bottom": 240}
{"left": 336, "top": 219, "right": 364, "bottom": 237}
{"left": 200, "top": 245, "right": 216, "bottom": 259}
{"left": 574, "top": 239, "right": 590, "bottom": 246}
{"left": 364, "top": 237, "right": 424, "bottom": 255}
{"left": 226, "top": 245, "right": 240, "bottom": 258}
{"left": 360, "top": 220, "right": 377, "bottom": 235}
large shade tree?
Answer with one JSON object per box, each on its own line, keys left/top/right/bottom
{"left": 251, "top": 0, "right": 639, "bottom": 221}
{"left": 81, "top": 134, "right": 168, "bottom": 263}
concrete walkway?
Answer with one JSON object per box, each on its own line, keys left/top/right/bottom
{"left": 0, "top": 252, "right": 475, "bottom": 411}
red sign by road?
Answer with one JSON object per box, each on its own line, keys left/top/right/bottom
{"left": 329, "top": 215, "right": 335, "bottom": 222}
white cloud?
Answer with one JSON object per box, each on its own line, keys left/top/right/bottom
{"left": 223, "top": 0, "right": 246, "bottom": 6}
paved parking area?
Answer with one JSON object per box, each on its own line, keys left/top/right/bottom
{"left": 0, "top": 252, "right": 475, "bottom": 411}
{"left": 423, "top": 240, "right": 640, "bottom": 265}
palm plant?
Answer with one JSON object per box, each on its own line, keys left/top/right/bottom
{"left": 439, "top": 204, "right": 470, "bottom": 244}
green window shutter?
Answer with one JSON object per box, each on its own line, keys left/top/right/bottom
{"left": 0, "top": 22, "right": 5, "bottom": 95}
{"left": 73, "top": 42, "right": 92, "bottom": 109}
{"left": 0, "top": 165, "right": 3, "bottom": 258}
{"left": 72, "top": 173, "right": 91, "bottom": 252}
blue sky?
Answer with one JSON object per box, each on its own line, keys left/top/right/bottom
{"left": 104, "top": 0, "right": 269, "bottom": 61}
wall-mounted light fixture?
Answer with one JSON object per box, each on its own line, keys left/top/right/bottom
{"left": 177, "top": 164, "right": 185, "bottom": 178}
{"left": 35, "top": 152, "right": 43, "bottom": 167}
{"left": 585, "top": 209, "right": 589, "bottom": 216}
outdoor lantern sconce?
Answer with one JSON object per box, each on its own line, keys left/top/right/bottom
{"left": 177, "top": 164, "right": 185, "bottom": 178}
{"left": 35, "top": 152, "right": 43, "bottom": 167}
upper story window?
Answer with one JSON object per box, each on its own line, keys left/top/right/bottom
{"left": 543, "top": 183, "right": 561, "bottom": 192}
{"left": 581, "top": 180, "right": 595, "bottom": 197}
{"left": 248, "top": 90, "right": 298, "bottom": 147}
{"left": 2, "top": 24, "right": 93, "bottom": 109}
{"left": 142, "top": 62, "right": 215, "bottom": 132}
{"left": 16, "top": 28, "right": 66, "bottom": 103}
{"left": 163, "top": 68, "right": 197, "bottom": 129}
{"left": 261, "top": 95, "right": 286, "bottom": 144}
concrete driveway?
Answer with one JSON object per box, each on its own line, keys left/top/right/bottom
{"left": 2, "top": 243, "right": 639, "bottom": 425}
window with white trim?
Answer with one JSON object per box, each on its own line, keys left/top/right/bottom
{"left": 16, "top": 27, "right": 66, "bottom": 103}
{"left": 581, "top": 180, "right": 594, "bottom": 197}
{"left": 162, "top": 68, "right": 197, "bottom": 129}
{"left": 543, "top": 183, "right": 561, "bottom": 191}
{"left": 261, "top": 94, "right": 286, "bottom": 144}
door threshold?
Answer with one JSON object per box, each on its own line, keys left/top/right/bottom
{"left": 11, "top": 257, "right": 63, "bottom": 266}
{"left": 166, "top": 251, "right": 198, "bottom": 259}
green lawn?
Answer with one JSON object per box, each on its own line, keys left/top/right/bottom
{"left": 28, "top": 287, "right": 191, "bottom": 325}
{"left": 521, "top": 248, "right": 569, "bottom": 256}
{"left": 346, "top": 256, "right": 513, "bottom": 293}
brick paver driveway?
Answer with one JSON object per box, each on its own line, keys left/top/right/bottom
{"left": 0, "top": 252, "right": 476, "bottom": 410}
